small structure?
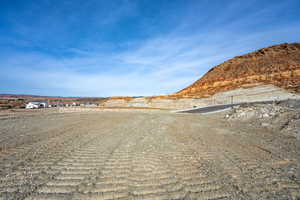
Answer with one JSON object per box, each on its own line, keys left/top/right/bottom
{"left": 25, "top": 101, "right": 48, "bottom": 109}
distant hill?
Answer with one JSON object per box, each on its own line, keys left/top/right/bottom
{"left": 0, "top": 94, "right": 106, "bottom": 109}
{"left": 0, "top": 94, "right": 105, "bottom": 101}
{"left": 176, "top": 43, "right": 300, "bottom": 97}
{"left": 0, "top": 94, "right": 80, "bottom": 100}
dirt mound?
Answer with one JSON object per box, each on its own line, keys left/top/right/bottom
{"left": 225, "top": 100, "right": 300, "bottom": 140}
{"left": 176, "top": 43, "right": 300, "bottom": 97}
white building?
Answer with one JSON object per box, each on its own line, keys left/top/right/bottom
{"left": 25, "top": 101, "right": 48, "bottom": 109}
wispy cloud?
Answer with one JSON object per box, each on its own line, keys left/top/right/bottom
{"left": 1, "top": 0, "right": 300, "bottom": 96}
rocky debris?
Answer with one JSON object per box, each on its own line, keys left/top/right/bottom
{"left": 277, "top": 98, "right": 300, "bottom": 109}
{"left": 177, "top": 43, "right": 300, "bottom": 97}
{"left": 225, "top": 100, "right": 300, "bottom": 140}
{"left": 225, "top": 103, "right": 285, "bottom": 120}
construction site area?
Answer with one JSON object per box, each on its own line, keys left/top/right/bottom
{"left": 1, "top": 0, "right": 300, "bottom": 197}
{"left": 0, "top": 99, "right": 300, "bottom": 200}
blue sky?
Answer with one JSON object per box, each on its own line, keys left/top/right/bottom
{"left": 1, "top": 0, "right": 300, "bottom": 97}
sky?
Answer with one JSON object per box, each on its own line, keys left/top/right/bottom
{"left": 0, "top": 0, "right": 300, "bottom": 97}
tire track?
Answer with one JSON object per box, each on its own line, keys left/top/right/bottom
{"left": 1, "top": 112, "right": 299, "bottom": 200}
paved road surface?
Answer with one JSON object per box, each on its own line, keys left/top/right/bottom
{"left": 178, "top": 101, "right": 276, "bottom": 114}
{"left": 0, "top": 111, "right": 299, "bottom": 200}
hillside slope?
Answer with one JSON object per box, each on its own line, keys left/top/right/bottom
{"left": 176, "top": 43, "right": 300, "bottom": 97}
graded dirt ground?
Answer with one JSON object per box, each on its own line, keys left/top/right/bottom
{"left": 0, "top": 110, "right": 300, "bottom": 200}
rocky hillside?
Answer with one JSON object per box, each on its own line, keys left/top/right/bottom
{"left": 176, "top": 43, "right": 300, "bottom": 97}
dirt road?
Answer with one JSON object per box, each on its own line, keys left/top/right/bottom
{"left": 0, "top": 111, "right": 300, "bottom": 200}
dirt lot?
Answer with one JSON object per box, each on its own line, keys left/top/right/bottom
{"left": 0, "top": 109, "right": 300, "bottom": 200}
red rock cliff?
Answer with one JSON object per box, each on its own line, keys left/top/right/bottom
{"left": 176, "top": 43, "right": 300, "bottom": 97}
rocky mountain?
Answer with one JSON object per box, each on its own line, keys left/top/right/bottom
{"left": 176, "top": 43, "right": 300, "bottom": 97}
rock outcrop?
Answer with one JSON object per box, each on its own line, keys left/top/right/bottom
{"left": 176, "top": 43, "right": 300, "bottom": 97}
{"left": 99, "top": 43, "right": 300, "bottom": 109}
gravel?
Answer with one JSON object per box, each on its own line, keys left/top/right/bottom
{"left": 224, "top": 99, "right": 300, "bottom": 140}
{"left": 0, "top": 109, "right": 299, "bottom": 199}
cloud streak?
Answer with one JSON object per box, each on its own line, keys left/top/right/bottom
{"left": 1, "top": 0, "right": 300, "bottom": 96}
